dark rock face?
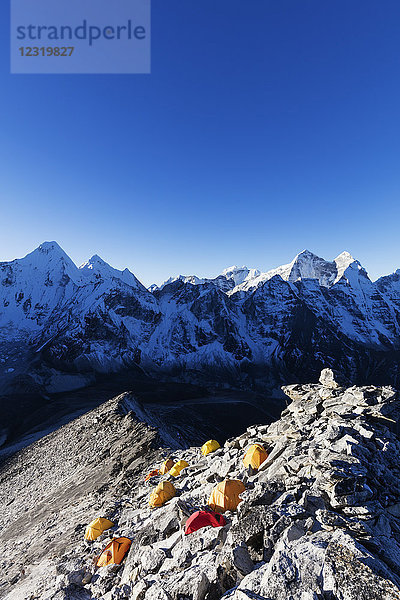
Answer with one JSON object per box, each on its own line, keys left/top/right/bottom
{"left": 3, "top": 370, "right": 400, "bottom": 599}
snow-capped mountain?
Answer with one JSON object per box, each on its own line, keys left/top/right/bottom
{"left": 79, "top": 254, "right": 144, "bottom": 289}
{"left": 152, "top": 273, "right": 207, "bottom": 290}
{"left": 151, "top": 252, "right": 363, "bottom": 295}
{"left": 0, "top": 242, "right": 160, "bottom": 375}
{"left": 1, "top": 242, "right": 400, "bottom": 392}
{"left": 227, "top": 249, "right": 363, "bottom": 293}
{"left": 0, "top": 242, "right": 80, "bottom": 337}
{"left": 151, "top": 266, "right": 261, "bottom": 294}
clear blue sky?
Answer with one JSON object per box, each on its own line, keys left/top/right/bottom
{"left": 1, "top": 0, "right": 400, "bottom": 286}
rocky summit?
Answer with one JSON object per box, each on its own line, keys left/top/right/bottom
{"left": 2, "top": 369, "right": 400, "bottom": 599}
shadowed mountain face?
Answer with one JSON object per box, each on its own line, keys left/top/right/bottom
{"left": 1, "top": 242, "right": 400, "bottom": 396}
{"left": 0, "top": 372, "right": 284, "bottom": 461}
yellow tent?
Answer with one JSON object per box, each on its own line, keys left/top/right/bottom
{"left": 169, "top": 459, "right": 189, "bottom": 477}
{"left": 84, "top": 517, "right": 114, "bottom": 541}
{"left": 208, "top": 479, "right": 245, "bottom": 513}
{"left": 201, "top": 440, "right": 221, "bottom": 456}
{"left": 160, "top": 458, "right": 175, "bottom": 474}
{"left": 149, "top": 481, "right": 176, "bottom": 508}
{"left": 243, "top": 444, "right": 268, "bottom": 470}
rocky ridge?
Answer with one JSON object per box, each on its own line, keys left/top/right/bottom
{"left": 0, "top": 395, "right": 161, "bottom": 599}
{"left": 2, "top": 370, "right": 400, "bottom": 598}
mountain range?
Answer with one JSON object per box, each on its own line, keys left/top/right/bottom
{"left": 1, "top": 241, "right": 400, "bottom": 394}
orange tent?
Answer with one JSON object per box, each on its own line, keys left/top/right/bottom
{"left": 160, "top": 458, "right": 175, "bottom": 474}
{"left": 145, "top": 469, "right": 160, "bottom": 482}
{"left": 243, "top": 444, "right": 268, "bottom": 470}
{"left": 96, "top": 537, "right": 132, "bottom": 567}
{"left": 149, "top": 480, "right": 176, "bottom": 508}
{"left": 208, "top": 479, "right": 245, "bottom": 513}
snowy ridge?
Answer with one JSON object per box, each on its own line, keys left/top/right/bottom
{"left": 1, "top": 242, "right": 400, "bottom": 390}
{"left": 152, "top": 251, "right": 363, "bottom": 295}
{"left": 228, "top": 249, "right": 361, "bottom": 293}
{"left": 152, "top": 266, "right": 261, "bottom": 293}
{"left": 79, "top": 255, "right": 145, "bottom": 290}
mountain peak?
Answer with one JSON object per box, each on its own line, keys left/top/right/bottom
{"left": 284, "top": 250, "right": 332, "bottom": 283}
{"left": 81, "top": 254, "right": 108, "bottom": 269}
{"left": 37, "top": 241, "right": 65, "bottom": 254}
{"left": 221, "top": 265, "right": 248, "bottom": 277}
{"left": 89, "top": 254, "right": 105, "bottom": 262}
{"left": 333, "top": 251, "right": 367, "bottom": 283}
{"left": 31, "top": 241, "right": 74, "bottom": 261}
{"left": 79, "top": 255, "right": 144, "bottom": 290}
{"left": 221, "top": 265, "right": 261, "bottom": 288}
{"left": 294, "top": 249, "right": 318, "bottom": 260}
{"left": 335, "top": 250, "right": 355, "bottom": 261}
{"left": 334, "top": 251, "right": 358, "bottom": 268}
{"left": 21, "top": 241, "right": 79, "bottom": 278}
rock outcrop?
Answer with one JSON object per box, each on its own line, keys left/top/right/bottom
{"left": 2, "top": 369, "right": 400, "bottom": 599}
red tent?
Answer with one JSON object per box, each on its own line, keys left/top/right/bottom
{"left": 184, "top": 510, "right": 227, "bottom": 535}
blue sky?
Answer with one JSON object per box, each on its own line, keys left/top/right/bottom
{"left": 1, "top": 0, "right": 400, "bottom": 286}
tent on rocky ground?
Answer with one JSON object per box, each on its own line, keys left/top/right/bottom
{"left": 144, "top": 469, "right": 160, "bottom": 482}
{"left": 96, "top": 537, "right": 132, "bottom": 567}
{"left": 149, "top": 480, "right": 176, "bottom": 508}
{"left": 160, "top": 458, "right": 175, "bottom": 474}
{"left": 243, "top": 444, "right": 268, "bottom": 471}
{"left": 84, "top": 517, "right": 114, "bottom": 541}
{"left": 201, "top": 440, "right": 220, "bottom": 456}
{"left": 169, "top": 459, "right": 189, "bottom": 477}
{"left": 184, "top": 510, "right": 227, "bottom": 535}
{"left": 208, "top": 479, "right": 246, "bottom": 513}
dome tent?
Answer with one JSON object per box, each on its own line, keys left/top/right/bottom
{"left": 201, "top": 440, "right": 220, "bottom": 456}
{"left": 149, "top": 480, "right": 176, "bottom": 508}
{"left": 96, "top": 537, "right": 132, "bottom": 567}
{"left": 184, "top": 510, "right": 227, "bottom": 535}
{"left": 243, "top": 444, "right": 268, "bottom": 471}
{"left": 169, "top": 459, "right": 189, "bottom": 477}
{"left": 208, "top": 479, "right": 245, "bottom": 513}
{"left": 160, "top": 458, "right": 175, "bottom": 474}
{"left": 84, "top": 517, "right": 114, "bottom": 541}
